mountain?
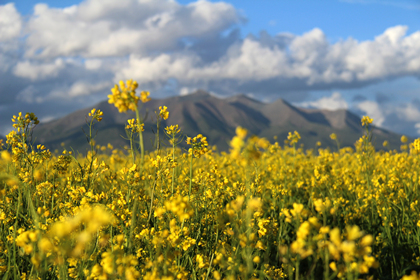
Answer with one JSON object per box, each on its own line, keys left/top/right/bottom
{"left": 30, "top": 90, "right": 403, "bottom": 154}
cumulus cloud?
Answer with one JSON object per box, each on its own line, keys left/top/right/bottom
{"left": 115, "top": 25, "right": 420, "bottom": 96}
{"left": 85, "top": 59, "right": 102, "bottom": 70}
{"left": 298, "top": 92, "right": 348, "bottom": 111}
{"left": 0, "top": 3, "right": 22, "bottom": 42}
{"left": 4, "top": 1, "right": 420, "bottom": 98}
{"left": 24, "top": 0, "right": 242, "bottom": 58}
{"left": 356, "top": 100, "right": 386, "bottom": 127}
{"left": 13, "top": 59, "right": 65, "bottom": 81}
{"left": 349, "top": 96, "right": 420, "bottom": 137}
{"left": 68, "top": 81, "right": 111, "bottom": 97}
{"left": 1, "top": 0, "right": 420, "bottom": 137}
{"left": 395, "top": 103, "right": 420, "bottom": 122}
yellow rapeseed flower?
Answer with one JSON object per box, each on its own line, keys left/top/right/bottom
{"left": 287, "top": 131, "right": 301, "bottom": 145}
{"left": 108, "top": 80, "right": 140, "bottom": 113}
{"left": 361, "top": 116, "right": 373, "bottom": 127}
{"left": 140, "top": 91, "right": 151, "bottom": 103}
{"left": 236, "top": 126, "right": 247, "bottom": 139}
{"left": 346, "top": 225, "right": 363, "bottom": 241}
{"left": 402, "top": 271, "right": 420, "bottom": 280}
{"left": 159, "top": 106, "right": 169, "bottom": 120}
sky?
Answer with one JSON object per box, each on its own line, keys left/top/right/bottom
{"left": 0, "top": 0, "right": 420, "bottom": 137}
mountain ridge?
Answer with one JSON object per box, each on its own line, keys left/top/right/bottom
{"left": 30, "top": 90, "right": 403, "bottom": 153}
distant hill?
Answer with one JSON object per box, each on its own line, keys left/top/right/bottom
{"left": 30, "top": 90, "right": 403, "bottom": 154}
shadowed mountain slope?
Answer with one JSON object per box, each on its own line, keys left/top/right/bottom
{"left": 31, "top": 90, "right": 403, "bottom": 154}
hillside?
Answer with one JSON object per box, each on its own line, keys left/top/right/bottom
{"left": 31, "top": 90, "right": 403, "bottom": 154}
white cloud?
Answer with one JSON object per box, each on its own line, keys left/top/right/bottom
{"left": 68, "top": 81, "right": 111, "bottom": 97}
{"left": 113, "top": 25, "right": 420, "bottom": 91}
{"left": 24, "top": 0, "right": 241, "bottom": 58}
{"left": 40, "top": 115, "right": 57, "bottom": 123}
{"left": 298, "top": 92, "right": 348, "bottom": 111}
{"left": 180, "top": 87, "right": 194, "bottom": 96}
{"left": 356, "top": 100, "right": 385, "bottom": 127}
{"left": 0, "top": 3, "right": 22, "bottom": 42}
{"left": 17, "top": 85, "right": 38, "bottom": 103}
{"left": 3, "top": 1, "right": 419, "bottom": 96}
{"left": 13, "top": 59, "right": 65, "bottom": 81}
{"left": 1, "top": 0, "right": 420, "bottom": 137}
{"left": 85, "top": 59, "right": 102, "bottom": 70}
{"left": 395, "top": 103, "right": 420, "bottom": 122}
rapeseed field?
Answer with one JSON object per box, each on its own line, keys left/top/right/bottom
{"left": 1, "top": 80, "right": 420, "bottom": 280}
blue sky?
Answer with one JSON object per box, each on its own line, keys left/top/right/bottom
{"left": 1, "top": 0, "right": 420, "bottom": 137}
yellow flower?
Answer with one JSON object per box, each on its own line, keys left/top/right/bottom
{"left": 236, "top": 126, "right": 248, "bottom": 139}
{"left": 360, "top": 234, "right": 373, "bottom": 247}
{"left": 329, "top": 261, "right": 337, "bottom": 271}
{"left": 287, "top": 131, "right": 301, "bottom": 145}
{"left": 186, "top": 133, "right": 209, "bottom": 158}
{"left": 159, "top": 106, "right": 169, "bottom": 120}
{"left": 329, "top": 228, "right": 341, "bottom": 247}
{"left": 361, "top": 116, "right": 373, "bottom": 127}
{"left": 88, "top": 108, "right": 103, "bottom": 122}
{"left": 401, "top": 135, "right": 408, "bottom": 143}
{"left": 38, "top": 237, "right": 54, "bottom": 253}
{"left": 296, "top": 221, "right": 311, "bottom": 240}
{"left": 140, "top": 91, "right": 151, "bottom": 103}
{"left": 402, "top": 271, "right": 420, "bottom": 280}
{"left": 108, "top": 80, "right": 140, "bottom": 112}
{"left": 330, "top": 133, "right": 337, "bottom": 140}
{"left": 1, "top": 151, "right": 11, "bottom": 162}
{"left": 346, "top": 225, "right": 363, "bottom": 241}
{"left": 126, "top": 118, "right": 144, "bottom": 133}
{"left": 290, "top": 203, "right": 304, "bottom": 217}
{"left": 248, "top": 198, "right": 262, "bottom": 212}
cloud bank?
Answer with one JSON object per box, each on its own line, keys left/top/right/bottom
{"left": 0, "top": 0, "right": 420, "bottom": 137}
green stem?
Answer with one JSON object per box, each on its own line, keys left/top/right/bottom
{"left": 189, "top": 150, "right": 193, "bottom": 201}
{"left": 90, "top": 118, "right": 94, "bottom": 156}
{"left": 147, "top": 181, "right": 156, "bottom": 226}
{"left": 172, "top": 139, "right": 176, "bottom": 196}
{"left": 130, "top": 131, "right": 135, "bottom": 164}
{"left": 135, "top": 107, "right": 144, "bottom": 167}
{"left": 128, "top": 199, "right": 138, "bottom": 253}
{"left": 156, "top": 119, "right": 160, "bottom": 153}
{"left": 205, "top": 228, "right": 219, "bottom": 280}
{"left": 324, "top": 247, "right": 329, "bottom": 280}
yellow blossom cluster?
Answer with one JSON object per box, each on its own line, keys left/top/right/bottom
{"left": 108, "top": 80, "right": 149, "bottom": 113}
{"left": 125, "top": 118, "right": 144, "bottom": 133}
{"left": 361, "top": 115, "right": 373, "bottom": 127}
{"left": 159, "top": 106, "right": 169, "bottom": 120}
{"left": 3, "top": 101, "right": 420, "bottom": 280}
{"left": 186, "top": 134, "right": 209, "bottom": 158}
{"left": 287, "top": 130, "right": 301, "bottom": 145}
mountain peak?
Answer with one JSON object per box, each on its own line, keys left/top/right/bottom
{"left": 190, "top": 89, "right": 211, "bottom": 97}
{"left": 32, "top": 92, "right": 403, "bottom": 153}
{"left": 179, "top": 89, "right": 214, "bottom": 102}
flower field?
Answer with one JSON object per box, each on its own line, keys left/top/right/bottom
{"left": 2, "top": 81, "right": 420, "bottom": 280}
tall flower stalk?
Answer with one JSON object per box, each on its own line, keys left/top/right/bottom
{"left": 108, "top": 80, "right": 150, "bottom": 167}
{"left": 186, "top": 134, "right": 209, "bottom": 201}
{"left": 164, "top": 124, "right": 182, "bottom": 196}
{"left": 125, "top": 118, "right": 144, "bottom": 164}
{"left": 155, "top": 106, "right": 169, "bottom": 154}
